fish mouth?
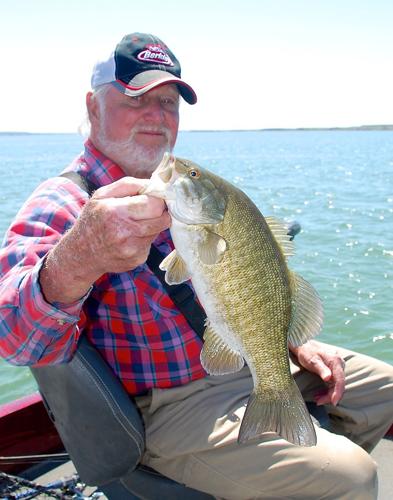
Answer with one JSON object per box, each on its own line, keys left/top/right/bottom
{"left": 141, "top": 153, "right": 226, "bottom": 225}
{"left": 139, "top": 152, "right": 175, "bottom": 199}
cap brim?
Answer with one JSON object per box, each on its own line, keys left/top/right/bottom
{"left": 112, "top": 70, "right": 197, "bottom": 104}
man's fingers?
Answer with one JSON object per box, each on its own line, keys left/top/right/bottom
{"left": 315, "top": 359, "right": 332, "bottom": 382}
{"left": 125, "top": 195, "right": 168, "bottom": 221}
{"left": 93, "top": 177, "right": 149, "bottom": 199}
{"left": 127, "top": 212, "right": 171, "bottom": 238}
{"left": 314, "top": 390, "right": 331, "bottom": 406}
{"left": 91, "top": 193, "right": 168, "bottom": 221}
{"left": 91, "top": 177, "right": 169, "bottom": 222}
{"left": 314, "top": 357, "right": 346, "bottom": 406}
{"left": 330, "top": 359, "right": 346, "bottom": 405}
{"left": 306, "top": 355, "right": 332, "bottom": 381}
{"left": 292, "top": 341, "right": 347, "bottom": 407}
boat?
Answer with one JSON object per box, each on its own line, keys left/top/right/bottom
{"left": 0, "top": 393, "right": 64, "bottom": 477}
{"left": 1, "top": 392, "right": 392, "bottom": 499}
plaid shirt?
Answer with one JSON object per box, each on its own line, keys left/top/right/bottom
{"left": 0, "top": 140, "right": 205, "bottom": 395}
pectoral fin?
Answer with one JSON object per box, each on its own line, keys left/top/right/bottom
{"left": 197, "top": 229, "right": 227, "bottom": 265}
{"left": 288, "top": 272, "right": 324, "bottom": 346}
{"left": 159, "top": 249, "right": 190, "bottom": 285}
{"left": 200, "top": 323, "right": 244, "bottom": 375}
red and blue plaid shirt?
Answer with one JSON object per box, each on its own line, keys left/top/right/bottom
{"left": 0, "top": 140, "right": 206, "bottom": 395}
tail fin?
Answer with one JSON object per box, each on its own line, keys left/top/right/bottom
{"left": 238, "top": 381, "right": 317, "bottom": 447}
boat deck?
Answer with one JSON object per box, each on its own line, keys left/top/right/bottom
{"left": 371, "top": 437, "right": 393, "bottom": 499}
{"left": 35, "top": 437, "right": 393, "bottom": 499}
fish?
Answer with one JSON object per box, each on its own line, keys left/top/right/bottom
{"left": 142, "top": 153, "right": 323, "bottom": 446}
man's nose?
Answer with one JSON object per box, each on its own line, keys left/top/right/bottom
{"left": 143, "top": 99, "right": 165, "bottom": 122}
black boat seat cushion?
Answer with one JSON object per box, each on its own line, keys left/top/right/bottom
{"left": 30, "top": 335, "right": 213, "bottom": 499}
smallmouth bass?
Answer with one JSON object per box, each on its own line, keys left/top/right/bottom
{"left": 142, "top": 153, "right": 323, "bottom": 446}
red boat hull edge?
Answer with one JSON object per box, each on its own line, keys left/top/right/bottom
{"left": 0, "top": 393, "right": 64, "bottom": 474}
{"left": 0, "top": 393, "right": 392, "bottom": 475}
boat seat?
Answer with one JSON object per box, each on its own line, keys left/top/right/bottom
{"left": 30, "top": 335, "right": 213, "bottom": 499}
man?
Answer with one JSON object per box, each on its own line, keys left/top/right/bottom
{"left": 0, "top": 32, "right": 392, "bottom": 499}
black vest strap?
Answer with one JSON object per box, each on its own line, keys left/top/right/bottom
{"left": 58, "top": 171, "right": 206, "bottom": 340}
{"left": 59, "top": 171, "right": 97, "bottom": 196}
{"left": 146, "top": 245, "right": 206, "bottom": 340}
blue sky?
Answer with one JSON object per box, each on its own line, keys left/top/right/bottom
{"left": 1, "top": 0, "right": 392, "bottom": 132}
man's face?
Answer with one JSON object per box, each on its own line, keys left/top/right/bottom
{"left": 90, "top": 83, "right": 180, "bottom": 177}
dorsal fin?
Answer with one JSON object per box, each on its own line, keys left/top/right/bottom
{"left": 288, "top": 271, "right": 324, "bottom": 346}
{"left": 265, "top": 216, "right": 295, "bottom": 258}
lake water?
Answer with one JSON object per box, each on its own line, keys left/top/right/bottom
{"left": 1, "top": 130, "right": 392, "bottom": 405}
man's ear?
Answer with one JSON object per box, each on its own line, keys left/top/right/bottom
{"left": 86, "top": 91, "right": 99, "bottom": 123}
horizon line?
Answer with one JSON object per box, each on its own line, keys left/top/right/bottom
{"left": 1, "top": 124, "right": 393, "bottom": 135}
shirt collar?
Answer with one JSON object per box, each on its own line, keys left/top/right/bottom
{"left": 76, "top": 139, "right": 127, "bottom": 188}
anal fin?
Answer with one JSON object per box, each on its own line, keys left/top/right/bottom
{"left": 200, "top": 323, "right": 244, "bottom": 375}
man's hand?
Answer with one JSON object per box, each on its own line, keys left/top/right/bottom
{"left": 80, "top": 177, "right": 170, "bottom": 274}
{"left": 289, "top": 340, "right": 346, "bottom": 406}
{"left": 40, "top": 177, "right": 171, "bottom": 305}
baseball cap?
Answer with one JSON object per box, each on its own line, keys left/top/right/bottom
{"left": 91, "top": 32, "right": 197, "bottom": 104}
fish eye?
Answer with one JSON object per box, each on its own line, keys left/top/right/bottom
{"left": 188, "top": 168, "right": 201, "bottom": 179}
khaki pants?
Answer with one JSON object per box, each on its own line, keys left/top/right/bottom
{"left": 136, "top": 343, "right": 393, "bottom": 499}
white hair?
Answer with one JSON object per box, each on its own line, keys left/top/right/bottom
{"left": 78, "top": 84, "right": 111, "bottom": 137}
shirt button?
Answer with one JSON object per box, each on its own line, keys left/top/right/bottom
{"left": 57, "top": 319, "right": 66, "bottom": 326}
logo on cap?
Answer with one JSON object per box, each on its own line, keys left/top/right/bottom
{"left": 137, "top": 44, "right": 174, "bottom": 66}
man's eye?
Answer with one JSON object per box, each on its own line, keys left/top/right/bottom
{"left": 161, "top": 96, "right": 179, "bottom": 110}
{"left": 128, "top": 96, "right": 143, "bottom": 107}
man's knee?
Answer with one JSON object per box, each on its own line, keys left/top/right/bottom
{"left": 316, "top": 442, "right": 378, "bottom": 499}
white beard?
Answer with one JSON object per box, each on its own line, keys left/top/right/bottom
{"left": 96, "top": 125, "right": 172, "bottom": 178}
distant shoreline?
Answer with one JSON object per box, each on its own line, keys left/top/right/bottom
{"left": 185, "top": 125, "right": 393, "bottom": 132}
{"left": 1, "top": 125, "right": 393, "bottom": 135}
{"left": 260, "top": 125, "right": 393, "bottom": 132}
